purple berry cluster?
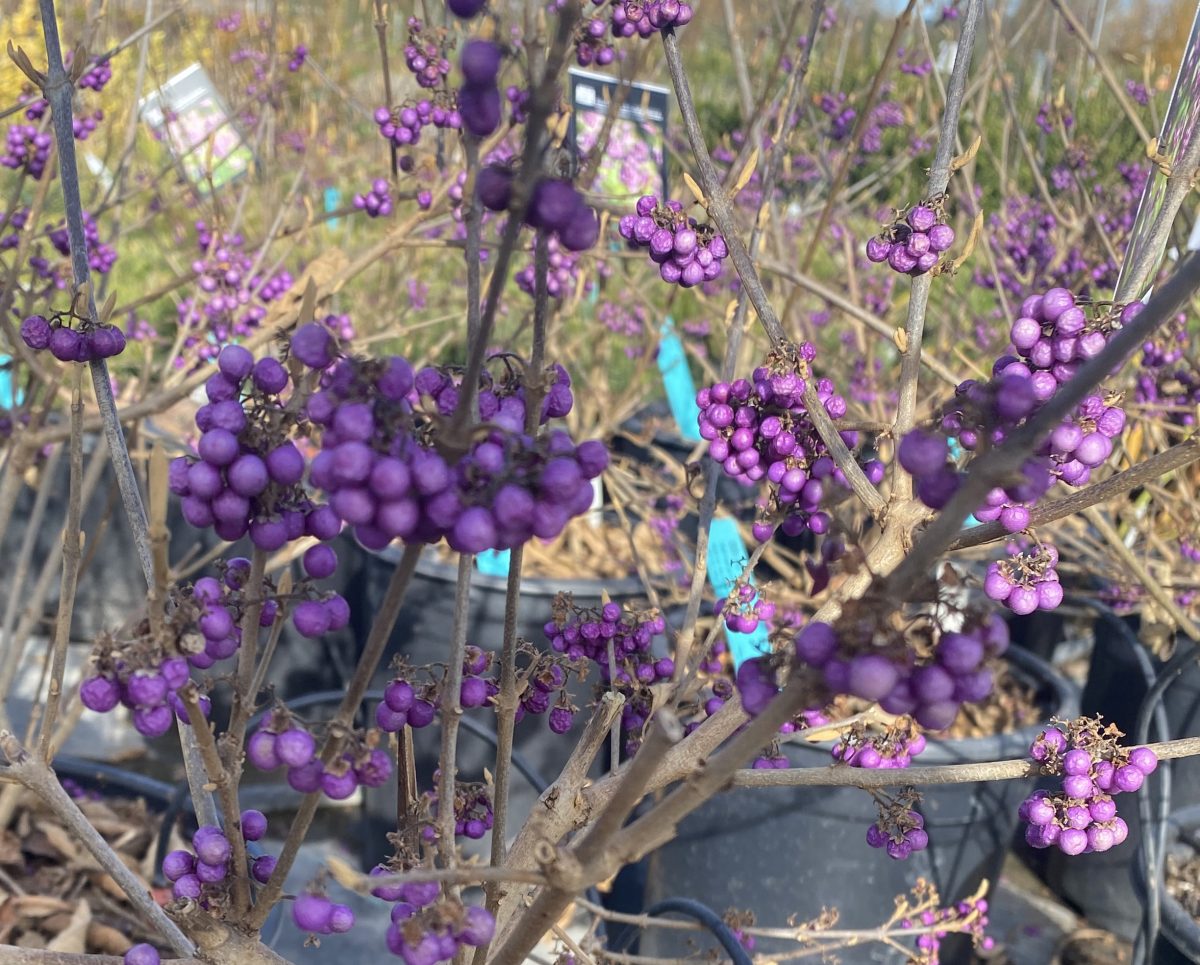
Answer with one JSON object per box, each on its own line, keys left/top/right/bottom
{"left": 1021, "top": 717, "right": 1158, "bottom": 855}
{"left": 369, "top": 870, "right": 496, "bottom": 963}
{"left": 288, "top": 44, "right": 308, "bottom": 72}
{"left": 866, "top": 802, "right": 928, "bottom": 861}
{"left": 458, "top": 39, "right": 502, "bottom": 137}
{"left": 78, "top": 596, "right": 217, "bottom": 737}
{"left": 983, "top": 542, "right": 1063, "bottom": 615}
{"left": 299, "top": 336, "right": 607, "bottom": 553}
{"left": 515, "top": 233, "right": 595, "bottom": 298}
{"left": 602, "top": 0, "right": 694, "bottom": 36}
{"left": 167, "top": 341, "right": 344, "bottom": 555}
{"left": 293, "top": 891, "right": 357, "bottom": 936}
{"left": 423, "top": 774, "right": 494, "bottom": 841}
{"left": 833, "top": 718, "right": 928, "bottom": 770}
{"left": 186, "top": 558, "right": 284, "bottom": 670}
{"left": 865, "top": 201, "right": 955, "bottom": 276}
{"left": 47, "top": 211, "right": 118, "bottom": 275}
{"left": 575, "top": 16, "right": 616, "bottom": 67}
{"left": 354, "top": 178, "right": 394, "bottom": 218}
{"left": 375, "top": 672, "right": 440, "bottom": 733}
{"left": 78, "top": 57, "right": 113, "bottom": 92}
{"left": 795, "top": 606, "right": 1008, "bottom": 731}
{"left": 20, "top": 313, "right": 127, "bottom": 362}
{"left": 896, "top": 889, "right": 993, "bottom": 958}
{"left": 163, "top": 818, "right": 276, "bottom": 901}
{"left": 618, "top": 194, "right": 727, "bottom": 288}
{"left": 374, "top": 98, "right": 462, "bottom": 152}
{"left": 404, "top": 18, "right": 452, "bottom": 89}
{"left": 246, "top": 709, "right": 392, "bottom": 800}
{"left": 1, "top": 124, "right": 52, "bottom": 178}
{"left": 545, "top": 597, "right": 670, "bottom": 758}
{"left": 696, "top": 345, "right": 882, "bottom": 542}
{"left": 477, "top": 168, "right": 600, "bottom": 252}
{"left": 717, "top": 582, "right": 775, "bottom": 635}
{"left": 175, "top": 221, "right": 294, "bottom": 368}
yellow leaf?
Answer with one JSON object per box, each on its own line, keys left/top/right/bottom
{"left": 682, "top": 171, "right": 705, "bottom": 205}
{"left": 733, "top": 147, "right": 759, "bottom": 196}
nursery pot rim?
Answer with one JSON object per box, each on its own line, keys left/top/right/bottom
{"left": 373, "top": 542, "right": 649, "bottom": 599}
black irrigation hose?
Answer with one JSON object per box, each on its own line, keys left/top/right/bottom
{"left": 1133, "top": 645, "right": 1197, "bottom": 965}
{"left": 643, "top": 898, "right": 753, "bottom": 965}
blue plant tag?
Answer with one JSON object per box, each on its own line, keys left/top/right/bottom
{"left": 657, "top": 318, "right": 702, "bottom": 442}
{"left": 707, "top": 515, "right": 771, "bottom": 669}
{"left": 946, "top": 437, "right": 983, "bottom": 528}
{"left": 324, "top": 187, "right": 342, "bottom": 229}
{"left": 0, "top": 355, "right": 14, "bottom": 409}
{"left": 476, "top": 548, "right": 511, "bottom": 578}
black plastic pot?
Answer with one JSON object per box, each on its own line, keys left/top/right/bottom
{"left": 356, "top": 547, "right": 656, "bottom": 860}
{"left": 1044, "top": 608, "right": 1200, "bottom": 940}
{"left": 0, "top": 433, "right": 214, "bottom": 642}
{"left": 639, "top": 647, "right": 1075, "bottom": 965}
{"left": 1133, "top": 803, "right": 1200, "bottom": 964}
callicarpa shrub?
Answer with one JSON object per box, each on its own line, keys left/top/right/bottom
{"left": 2, "top": 1, "right": 1199, "bottom": 964}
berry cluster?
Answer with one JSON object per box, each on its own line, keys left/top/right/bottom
{"left": 1010, "top": 290, "right": 1130, "bottom": 405}
{"left": 1021, "top": 717, "right": 1157, "bottom": 855}
{"left": 287, "top": 44, "right": 308, "bottom": 72}
{"left": 300, "top": 336, "right": 607, "bottom": 553}
{"left": 78, "top": 591, "right": 221, "bottom": 737}
{"left": 79, "top": 57, "right": 113, "bottom": 91}
{"left": 458, "top": 39, "right": 502, "bottom": 137}
{"left": 896, "top": 886, "right": 993, "bottom": 959}
{"left": 866, "top": 791, "right": 929, "bottom": 861}
{"left": 404, "top": 18, "right": 452, "bottom": 88}
{"left": 175, "top": 221, "right": 293, "bottom": 368}
{"left": 246, "top": 709, "right": 392, "bottom": 800}
{"left": 545, "top": 596, "right": 670, "bottom": 758}
{"left": 795, "top": 605, "right": 1008, "bottom": 731}
{"left": 162, "top": 819, "right": 277, "bottom": 901}
{"left": 696, "top": 345, "right": 881, "bottom": 542}
{"left": 833, "top": 717, "right": 928, "bottom": 770}
{"left": 515, "top": 233, "right": 595, "bottom": 298}
{"left": 423, "top": 775, "right": 495, "bottom": 841}
{"left": 369, "top": 870, "right": 496, "bottom": 963}
{"left": 292, "top": 891, "right": 357, "bottom": 936}
{"left": 354, "top": 178, "right": 394, "bottom": 218}
{"left": 618, "top": 194, "right": 727, "bottom": 288}
{"left": 478, "top": 168, "right": 600, "bottom": 252}
{"left": 865, "top": 201, "right": 955, "bottom": 276}
{"left": 123, "top": 945, "right": 160, "bottom": 965}
{"left": 983, "top": 542, "right": 1063, "bottom": 615}
{"left": 168, "top": 342, "right": 345, "bottom": 559}
{"left": 47, "top": 211, "right": 118, "bottom": 276}
{"left": 20, "top": 313, "right": 127, "bottom": 362}
{"left": 603, "top": 0, "right": 694, "bottom": 36}
{"left": 375, "top": 672, "right": 440, "bottom": 733}
{"left": 717, "top": 582, "right": 776, "bottom": 635}
{"left": 575, "top": 16, "right": 616, "bottom": 67}
{"left": 1, "top": 124, "right": 52, "bottom": 178}
{"left": 187, "top": 558, "right": 288, "bottom": 670}
{"left": 374, "top": 98, "right": 462, "bottom": 151}
{"left": 72, "top": 110, "right": 103, "bottom": 141}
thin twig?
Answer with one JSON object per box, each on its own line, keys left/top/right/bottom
{"left": 37, "top": 369, "right": 83, "bottom": 761}
{"left": 890, "top": 0, "right": 982, "bottom": 501}
{"left": 438, "top": 554, "right": 474, "bottom": 863}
